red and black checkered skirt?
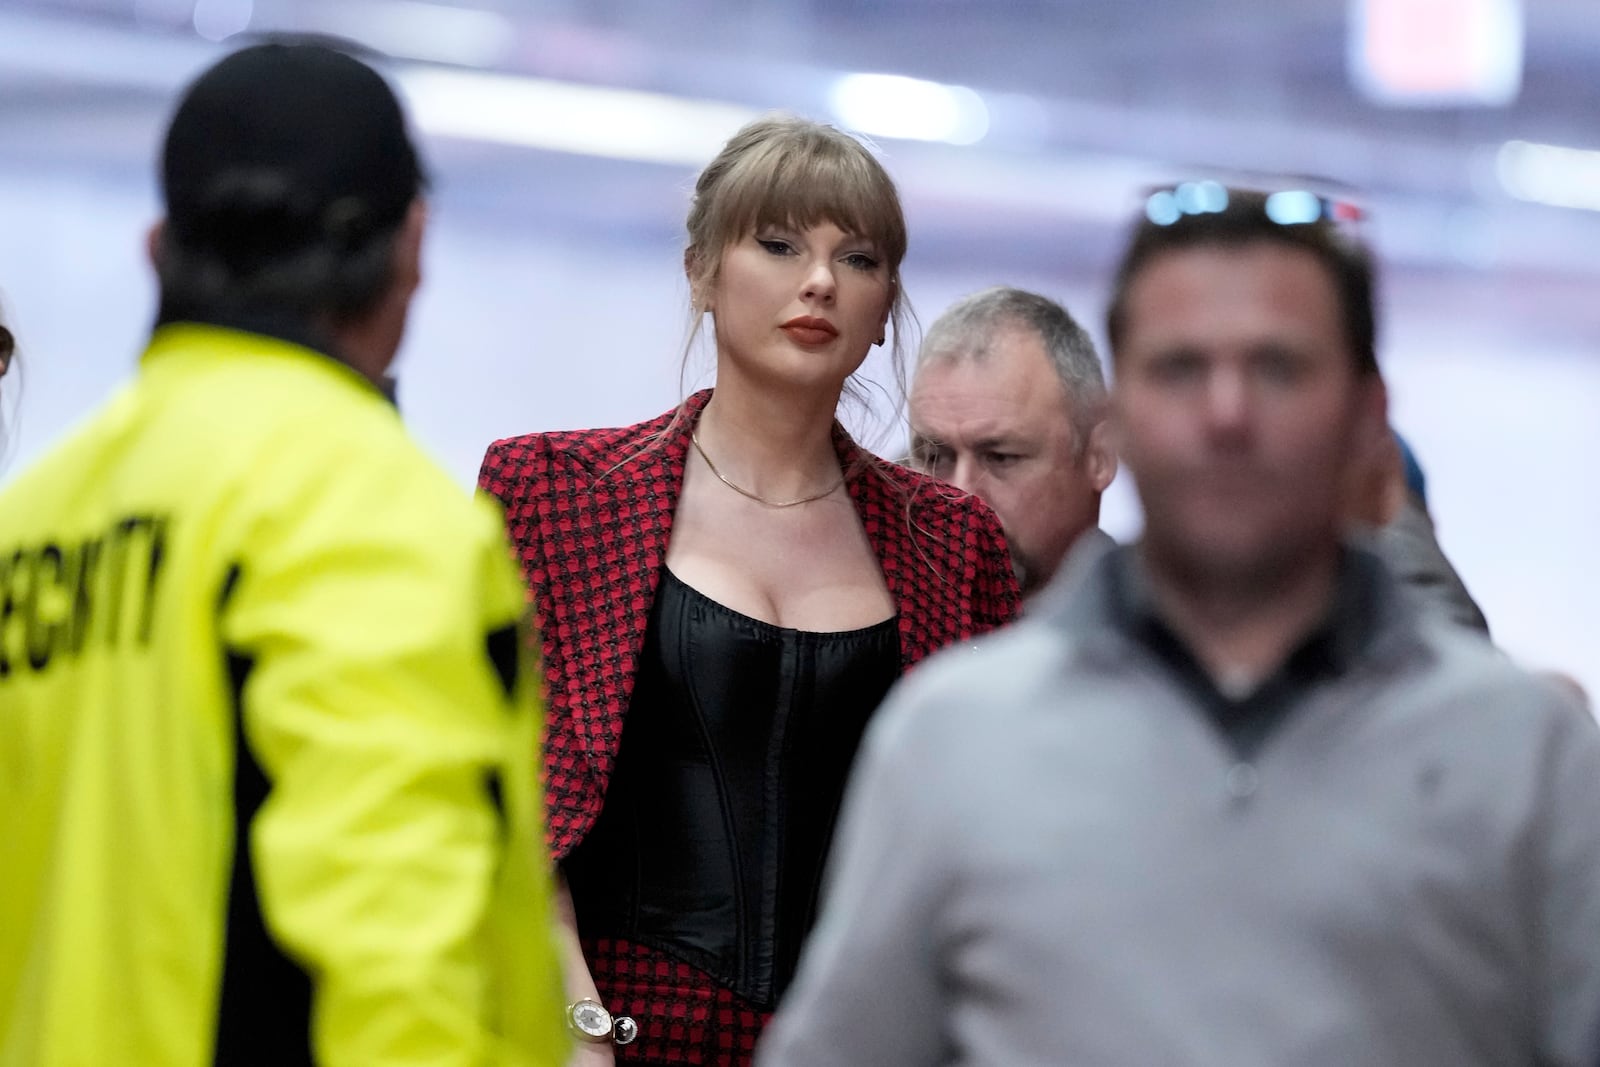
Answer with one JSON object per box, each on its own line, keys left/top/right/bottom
{"left": 587, "top": 936, "right": 770, "bottom": 1065}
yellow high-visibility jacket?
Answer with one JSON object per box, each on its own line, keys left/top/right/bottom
{"left": 0, "top": 324, "right": 567, "bottom": 1066}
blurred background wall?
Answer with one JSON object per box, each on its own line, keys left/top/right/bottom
{"left": 0, "top": 0, "right": 1594, "bottom": 694}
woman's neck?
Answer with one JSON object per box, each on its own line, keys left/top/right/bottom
{"left": 695, "top": 371, "right": 846, "bottom": 502}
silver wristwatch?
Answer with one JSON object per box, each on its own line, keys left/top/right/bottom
{"left": 566, "top": 998, "right": 639, "bottom": 1046}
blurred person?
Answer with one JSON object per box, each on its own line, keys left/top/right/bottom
{"left": 479, "top": 115, "right": 1020, "bottom": 1066}
{"left": 759, "top": 186, "right": 1600, "bottom": 1067}
{"left": 908, "top": 286, "right": 1117, "bottom": 600}
{"left": 1347, "top": 429, "right": 1595, "bottom": 704}
{"left": 1546, "top": 670, "right": 1592, "bottom": 711}
{"left": 0, "top": 317, "right": 14, "bottom": 449}
{"left": 1346, "top": 424, "right": 1490, "bottom": 634}
{"left": 0, "top": 319, "right": 12, "bottom": 390}
{"left": 0, "top": 42, "right": 567, "bottom": 1066}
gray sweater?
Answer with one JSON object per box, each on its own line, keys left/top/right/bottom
{"left": 759, "top": 550, "right": 1600, "bottom": 1067}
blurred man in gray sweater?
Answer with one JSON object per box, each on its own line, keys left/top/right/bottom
{"left": 759, "top": 186, "right": 1600, "bottom": 1067}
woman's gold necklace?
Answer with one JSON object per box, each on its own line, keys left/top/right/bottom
{"left": 691, "top": 431, "right": 845, "bottom": 508}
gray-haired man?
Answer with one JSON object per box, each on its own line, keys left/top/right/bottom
{"left": 908, "top": 286, "right": 1117, "bottom": 600}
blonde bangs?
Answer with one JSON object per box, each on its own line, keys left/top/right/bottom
{"left": 692, "top": 118, "right": 907, "bottom": 269}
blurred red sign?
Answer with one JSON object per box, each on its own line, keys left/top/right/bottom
{"left": 1350, "top": 0, "right": 1522, "bottom": 105}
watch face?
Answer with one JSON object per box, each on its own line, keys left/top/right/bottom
{"left": 570, "top": 1000, "right": 613, "bottom": 1040}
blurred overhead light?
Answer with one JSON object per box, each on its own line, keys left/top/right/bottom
{"left": 906, "top": 147, "right": 1171, "bottom": 224}
{"left": 191, "top": 0, "right": 252, "bottom": 43}
{"left": 135, "top": 0, "right": 195, "bottom": 28}
{"left": 829, "top": 73, "right": 989, "bottom": 145}
{"left": 0, "top": 9, "right": 216, "bottom": 90}
{"left": 1349, "top": 0, "right": 1522, "bottom": 106}
{"left": 1497, "top": 140, "right": 1600, "bottom": 213}
{"left": 398, "top": 67, "right": 758, "bottom": 167}
{"left": 306, "top": 1, "right": 514, "bottom": 68}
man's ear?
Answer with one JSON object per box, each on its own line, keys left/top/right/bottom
{"left": 392, "top": 199, "right": 427, "bottom": 297}
{"left": 1356, "top": 373, "right": 1391, "bottom": 456}
{"left": 1341, "top": 421, "right": 1400, "bottom": 528}
{"left": 145, "top": 219, "right": 166, "bottom": 270}
{"left": 1367, "top": 372, "right": 1390, "bottom": 422}
{"left": 1083, "top": 419, "right": 1119, "bottom": 493}
{"left": 1339, "top": 374, "right": 1395, "bottom": 527}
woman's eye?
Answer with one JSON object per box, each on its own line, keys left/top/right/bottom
{"left": 757, "top": 238, "right": 793, "bottom": 255}
{"left": 842, "top": 252, "right": 880, "bottom": 270}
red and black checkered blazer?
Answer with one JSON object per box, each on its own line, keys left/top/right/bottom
{"left": 478, "top": 389, "right": 1019, "bottom": 1063}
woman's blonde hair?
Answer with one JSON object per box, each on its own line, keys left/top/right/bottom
{"left": 681, "top": 113, "right": 914, "bottom": 440}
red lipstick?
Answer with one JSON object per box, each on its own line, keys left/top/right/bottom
{"left": 780, "top": 316, "right": 839, "bottom": 346}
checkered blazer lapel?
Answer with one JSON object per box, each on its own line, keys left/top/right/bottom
{"left": 837, "top": 431, "right": 998, "bottom": 669}
{"left": 833, "top": 424, "right": 943, "bottom": 670}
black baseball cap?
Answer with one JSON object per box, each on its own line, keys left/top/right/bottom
{"left": 161, "top": 40, "right": 425, "bottom": 252}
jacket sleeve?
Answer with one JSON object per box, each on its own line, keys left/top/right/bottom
{"left": 477, "top": 436, "right": 597, "bottom": 861}
{"left": 220, "top": 461, "right": 568, "bottom": 1067}
{"left": 1369, "top": 498, "right": 1491, "bottom": 637}
{"left": 1532, "top": 692, "right": 1600, "bottom": 1066}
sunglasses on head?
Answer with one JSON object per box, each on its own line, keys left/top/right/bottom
{"left": 1143, "top": 181, "right": 1366, "bottom": 228}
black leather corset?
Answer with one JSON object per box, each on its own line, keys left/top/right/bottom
{"left": 564, "top": 567, "right": 900, "bottom": 1008}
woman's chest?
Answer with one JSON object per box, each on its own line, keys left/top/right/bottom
{"left": 665, "top": 492, "right": 896, "bottom": 631}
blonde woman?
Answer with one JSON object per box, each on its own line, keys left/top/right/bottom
{"left": 481, "top": 115, "right": 1019, "bottom": 1066}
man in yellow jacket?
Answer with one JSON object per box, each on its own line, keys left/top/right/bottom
{"left": 0, "top": 41, "right": 567, "bottom": 1066}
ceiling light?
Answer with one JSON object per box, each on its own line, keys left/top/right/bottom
{"left": 306, "top": 1, "right": 514, "bottom": 68}
{"left": 829, "top": 73, "right": 989, "bottom": 146}
{"left": 398, "top": 67, "right": 759, "bottom": 167}
{"left": 1497, "top": 139, "right": 1600, "bottom": 213}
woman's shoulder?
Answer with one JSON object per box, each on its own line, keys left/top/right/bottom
{"left": 850, "top": 456, "right": 1021, "bottom": 632}
{"left": 853, "top": 456, "right": 1005, "bottom": 535}
{"left": 481, "top": 401, "right": 690, "bottom": 480}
